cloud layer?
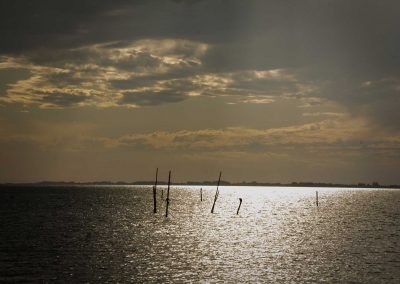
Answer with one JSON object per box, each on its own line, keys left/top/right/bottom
{"left": 0, "top": 40, "right": 318, "bottom": 109}
{"left": 1, "top": 0, "right": 400, "bottom": 183}
{"left": 0, "top": 0, "right": 399, "bottom": 128}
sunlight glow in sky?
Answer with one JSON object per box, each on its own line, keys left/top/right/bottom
{"left": 1, "top": 0, "right": 400, "bottom": 183}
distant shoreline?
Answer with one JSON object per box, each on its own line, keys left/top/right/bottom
{"left": 1, "top": 181, "right": 399, "bottom": 189}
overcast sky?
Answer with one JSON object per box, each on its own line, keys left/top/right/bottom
{"left": 1, "top": 0, "right": 400, "bottom": 183}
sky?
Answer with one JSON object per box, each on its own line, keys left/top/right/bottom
{"left": 1, "top": 0, "right": 400, "bottom": 184}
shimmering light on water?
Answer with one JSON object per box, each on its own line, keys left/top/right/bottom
{"left": 1, "top": 186, "right": 399, "bottom": 282}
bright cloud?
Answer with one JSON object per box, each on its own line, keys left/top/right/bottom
{"left": 0, "top": 39, "right": 319, "bottom": 109}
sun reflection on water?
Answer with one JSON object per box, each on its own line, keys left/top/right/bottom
{"left": 1, "top": 186, "right": 399, "bottom": 282}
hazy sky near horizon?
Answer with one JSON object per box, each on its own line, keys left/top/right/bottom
{"left": 1, "top": 0, "right": 400, "bottom": 183}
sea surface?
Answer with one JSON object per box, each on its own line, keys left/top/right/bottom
{"left": 1, "top": 185, "right": 400, "bottom": 283}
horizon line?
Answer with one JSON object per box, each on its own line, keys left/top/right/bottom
{"left": 1, "top": 180, "right": 399, "bottom": 189}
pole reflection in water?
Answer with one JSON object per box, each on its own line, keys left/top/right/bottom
{"left": 1, "top": 186, "right": 399, "bottom": 283}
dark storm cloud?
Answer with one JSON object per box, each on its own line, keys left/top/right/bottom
{"left": 119, "top": 90, "right": 186, "bottom": 106}
{"left": 2, "top": 0, "right": 399, "bottom": 70}
{"left": 0, "top": 0, "right": 131, "bottom": 53}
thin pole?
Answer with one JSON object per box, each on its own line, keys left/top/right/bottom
{"left": 165, "top": 171, "right": 171, "bottom": 217}
{"left": 200, "top": 187, "right": 203, "bottom": 201}
{"left": 237, "top": 198, "right": 242, "bottom": 215}
{"left": 316, "top": 190, "right": 319, "bottom": 207}
{"left": 211, "top": 171, "right": 222, "bottom": 213}
{"left": 153, "top": 168, "right": 158, "bottom": 213}
{"left": 153, "top": 186, "right": 157, "bottom": 213}
{"left": 155, "top": 168, "right": 158, "bottom": 186}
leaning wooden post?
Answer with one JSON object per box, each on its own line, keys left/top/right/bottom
{"left": 211, "top": 171, "right": 222, "bottom": 213}
{"left": 237, "top": 198, "right": 242, "bottom": 215}
{"left": 200, "top": 187, "right": 203, "bottom": 201}
{"left": 165, "top": 171, "right": 171, "bottom": 217}
{"left": 153, "top": 168, "right": 158, "bottom": 213}
{"left": 316, "top": 190, "right": 319, "bottom": 207}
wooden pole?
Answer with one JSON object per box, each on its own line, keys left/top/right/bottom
{"left": 211, "top": 171, "right": 222, "bottom": 213}
{"left": 153, "top": 186, "right": 157, "bottom": 213}
{"left": 155, "top": 167, "right": 158, "bottom": 186}
{"left": 200, "top": 187, "right": 203, "bottom": 201}
{"left": 316, "top": 190, "right": 319, "bottom": 207}
{"left": 165, "top": 171, "right": 171, "bottom": 217}
{"left": 153, "top": 168, "right": 158, "bottom": 213}
{"left": 237, "top": 198, "right": 242, "bottom": 215}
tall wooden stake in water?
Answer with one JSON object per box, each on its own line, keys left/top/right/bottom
{"left": 165, "top": 171, "right": 171, "bottom": 217}
{"left": 316, "top": 190, "right": 319, "bottom": 207}
{"left": 153, "top": 168, "right": 158, "bottom": 213}
{"left": 200, "top": 188, "right": 203, "bottom": 201}
{"left": 237, "top": 198, "right": 243, "bottom": 215}
{"left": 211, "top": 171, "right": 222, "bottom": 213}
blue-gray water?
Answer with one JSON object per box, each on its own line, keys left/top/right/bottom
{"left": 1, "top": 186, "right": 400, "bottom": 283}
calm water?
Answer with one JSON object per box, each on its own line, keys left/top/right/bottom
{"left": 1, "top": 185, "right": 400, "bottom": 283}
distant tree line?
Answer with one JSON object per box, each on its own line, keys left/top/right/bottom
{"left": 2, "top": 180, "right": 399, "bottom": 189}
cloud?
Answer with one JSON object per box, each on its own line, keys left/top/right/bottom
{"left": 0, "top": 39, "right": 316, "bottom": 108}
{"left": 118, "top": 90, "right": 186, "bottom": 107}
{"left": 351, "top": 78, "right": 400, "bottom": 128}
{"left": 0, "top": 0, "right": 399, "bottom": 130}
{"left": 310, "top": 76, "right": 400, "bottom": 129}
{"left": 40, "top": 92, "right": 90, "bottom": 108}
{"left": 3, "top": 115, "right": 399, "bottom": 162}
{"left": 98, "top": 117, "right": 384, "bottom": 152}
{"left": 302, "top": 112, "right": 346, "bottom": 118}
{"left": 0, "top": 39, "right": 210, "bottom": 107}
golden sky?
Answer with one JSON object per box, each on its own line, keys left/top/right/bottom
{"left": 1, "top": 0, "right": 400, "bottom": 183}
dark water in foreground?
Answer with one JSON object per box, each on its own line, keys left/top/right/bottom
{"left": 1, "top": 185, "right": 400, "bottom": 283}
